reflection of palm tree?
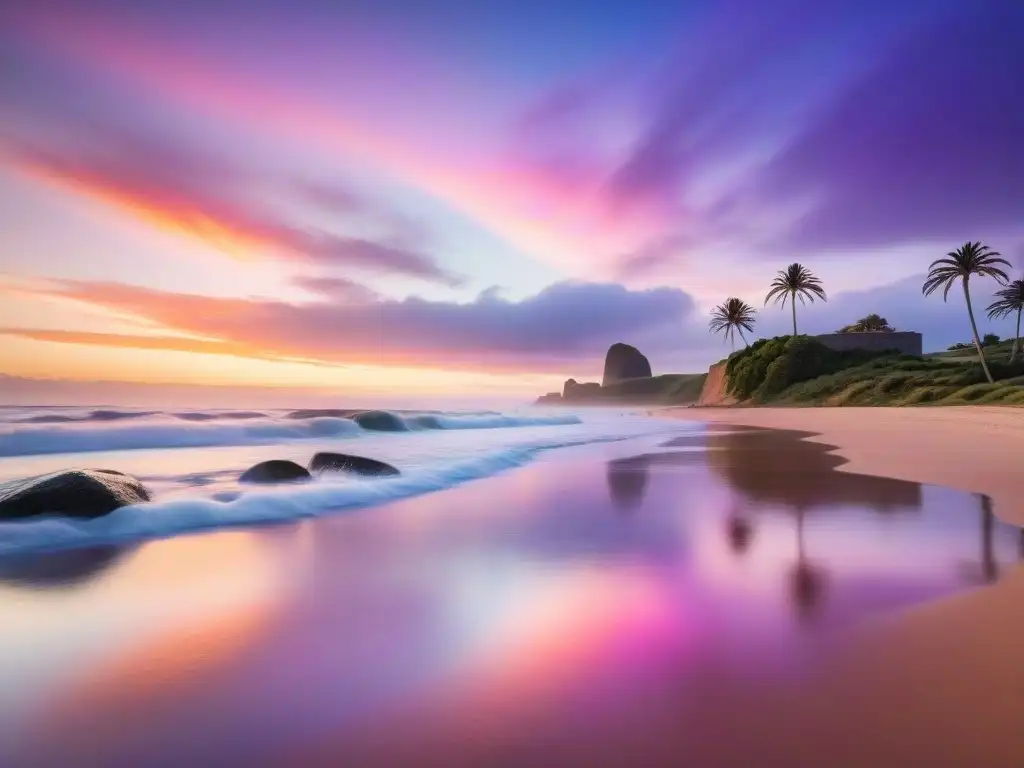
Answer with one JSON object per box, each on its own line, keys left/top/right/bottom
{"left": 726, "top": 515, "right": 754, "bottom": 555}
{"left": 790, "top": 508, "right": 826, "bottom": 620}
{"left": 981, "top": 495, "right": 998, "bottom": 583}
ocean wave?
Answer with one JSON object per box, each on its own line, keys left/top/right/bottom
{"left": 0, "top": 410, "right": 583, "bottom": 457}
{"left": 0, "top": 417, "right": 363, "bottom": 457}
{"left": 0, "top": 436, "right": 615, "bottom": 554}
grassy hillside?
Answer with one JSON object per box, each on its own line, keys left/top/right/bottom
{"left": 598, "top": 373, "right": 708, "bottom": 404}
{"left": 928, "top": 338, "right": 1017, "bottom": 363}
{"left": 722, "top": 335, "right": 1024, "bottom": 406}
{"left": 543, "top": 373, "right": 707, "bottom": 405}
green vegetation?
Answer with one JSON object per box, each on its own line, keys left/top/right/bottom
{"left": 722, "top": 335, "right": 1024, "bottom": 406}
{"left": 597, "top": 373, "right": 708, "bottom": 404}
{"left": 836, "top": 313, "right": 894, "bottom": 333}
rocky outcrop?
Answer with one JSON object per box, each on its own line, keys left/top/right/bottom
{"left": 0, "top": 469, "right": 150, "bottom": 520}
{"left": 602, "top": 343, "right": 652, "bottom": 387}
{"left": 697, "top": 360, "right": 737, "bottom": 406}
{"left": 563, "top": 379, "right": 601, "bottom": 400}
{"left": 309, "top": 452, "right": 400, "bottom": 477}
{"left": 352, "top": 410, "right": 408, "bottom": 432}
{"left": 536, "top": 392, "right": 563, "bottom": 404}
{"left": 239, "top": 460, "right": 312, "bottom": 484}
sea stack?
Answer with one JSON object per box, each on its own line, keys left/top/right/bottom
{"left": 602, "top": 343, "right": 652, "bottom": 387}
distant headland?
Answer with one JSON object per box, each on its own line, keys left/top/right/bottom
{"left": 535, "top": 343, "right": 707, "bottom": 406}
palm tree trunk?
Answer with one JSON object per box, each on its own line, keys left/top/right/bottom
{"left": 790, "top": 292, "right": 798, "bottom": 336}
{"left": 1012, "top": 308, "right": 1021, "bottom": 363}
{"left": 963, "top": 278, "right": 994, "bottom": 383}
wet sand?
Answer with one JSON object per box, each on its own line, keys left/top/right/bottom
{"left": 2, "top": 424, "right": 1021, "bottom": 766}
{"left": 663, "top": 406, "right": 1024, "bottom": 767}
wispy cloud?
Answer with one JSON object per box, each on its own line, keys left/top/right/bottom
{"left": 4, "top": 279, "right": 696, "bottom": 374}
{"left": 2, "top": 111, "right": 460, "bottom": 285}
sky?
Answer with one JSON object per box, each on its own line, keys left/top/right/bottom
{"left": 1, "top": 0, "right": 1022, "bottom": 406}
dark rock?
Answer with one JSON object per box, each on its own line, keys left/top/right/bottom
{"left": 239, "top": 460, "right": 312, "bottom": 484}
{"left": 562, "top": 378, "right": 578, "bottom": 398}
{"left": 602, "top": 343, "right": 652, "bottom": 387}
{"left": 352, "top": 410, "right": 408, "bottom": 432}
{"left": 536, "top": 392, "right": 563, "bottom": 404}
{"left": 309, "top": 452, "right": 400, "bottom": 477}
{"left": 0, "top": 469, "right": 150, "bottom": 520}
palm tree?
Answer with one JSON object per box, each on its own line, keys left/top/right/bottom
{"left": 986, "top": 278, "right": 1024, "bottom": 362}
{"left": 708, "top": 298, "right": 757, "bottom": 349}
{"left": 923, "top": 242, "right": 1011, "bottom": 383}
{"left": 764, "top": 263, "right": 826, "bottom": 336}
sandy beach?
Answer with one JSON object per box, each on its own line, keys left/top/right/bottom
{"left": 663, "top": 405, "right": 1024, "bottom": 767}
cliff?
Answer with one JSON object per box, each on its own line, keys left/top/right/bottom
{"left": 696, "top": 360, "right": 737, "bottom": 406}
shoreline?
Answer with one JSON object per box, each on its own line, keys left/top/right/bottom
{"left": 660, "top": 404, "right": 1024, "bottom": 766}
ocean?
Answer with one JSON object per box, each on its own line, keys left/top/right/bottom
{"left": 0, "top": 404, "right": 693, "bottom": 554}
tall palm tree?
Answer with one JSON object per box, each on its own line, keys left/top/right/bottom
{"left": 986, "top": 278, "right": 1024, "bottom": 362}
{"left": 708, "top": 297, "right": 757, "bottom": 349}
{"left": 923, "top": 242, "right": 1011, "bottom": 383}
{"left": 764, "top": 263, "right": 826, "bottom": 336}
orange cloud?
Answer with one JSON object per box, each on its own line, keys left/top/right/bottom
{"left": 4, "top": 277, "right": 694, "bottom": 376}
{"left": 17, "top": 13, "right": 668, "bottom": 276}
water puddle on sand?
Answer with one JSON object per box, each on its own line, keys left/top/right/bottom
{"left": 0, "top": 425, "right": 1020, "bottom": 766}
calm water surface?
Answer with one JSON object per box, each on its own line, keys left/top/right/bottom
{"left": 0, "top": 426, "right": 1019, "bottom": 766}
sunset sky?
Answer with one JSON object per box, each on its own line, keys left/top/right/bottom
{"left": 1, "top": 0, "right": 1022, "bottom": 406}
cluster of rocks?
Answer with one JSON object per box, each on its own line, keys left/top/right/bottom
{"left": 0, "top": 452, "right": 400, "bottom": 521}
{"left": 240, "top": 452, "right": 400, "bottom": 483}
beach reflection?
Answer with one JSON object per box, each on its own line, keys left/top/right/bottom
{"left": 1, "top": 426, "right": 1021, "bottom": 766}
{"left": 605, "top": 455, "right": 651, "bottom": 511}
{"left": 0, "top": 545, "right": 134, "bottom": 590}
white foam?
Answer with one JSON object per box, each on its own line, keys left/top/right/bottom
{"left": 0, "top": 411, "right": 583, "bottom": 457}
{"left": 0, "top": 417, "right": 363, "bottom": 457}
{"left": 0, "top": 437, "right": 608, "bottom": 554}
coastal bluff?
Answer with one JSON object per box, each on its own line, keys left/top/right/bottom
{"left": 696, "top": 360, "right": 737, "bottom": 406}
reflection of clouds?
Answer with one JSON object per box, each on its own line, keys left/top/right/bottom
{"left": 6, "top": 434, "right": 1020, "bottom": 766}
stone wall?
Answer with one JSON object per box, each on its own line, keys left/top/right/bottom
{"left": 814, "top": 331, "right": 922, "bottom": 356}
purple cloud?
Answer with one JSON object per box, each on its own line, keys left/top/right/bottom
{"left": 6, "top": 279, "right": 696, "bottom": 374}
